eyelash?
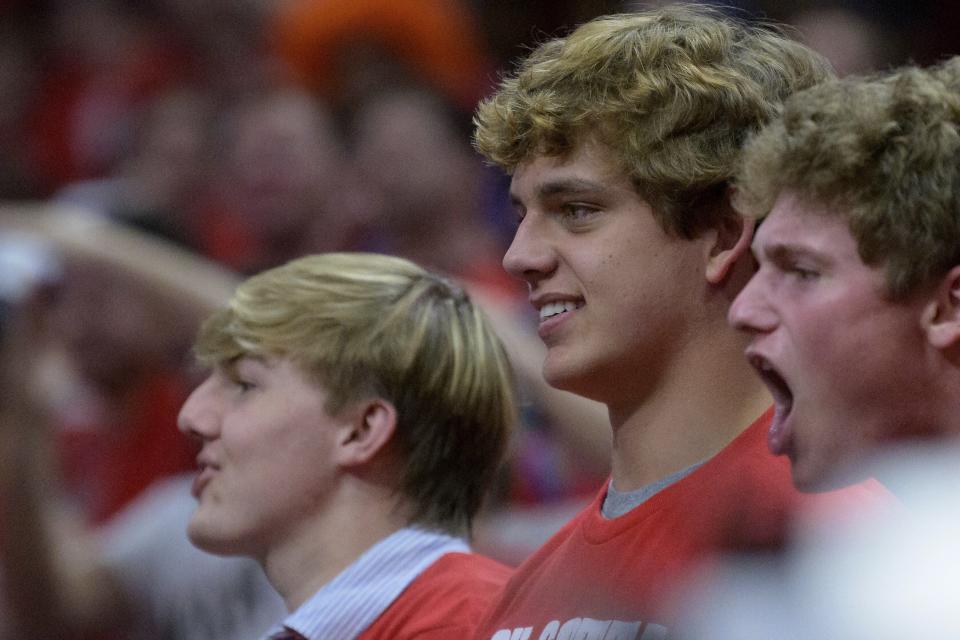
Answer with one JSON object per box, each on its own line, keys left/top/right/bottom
{"left": 789, "top": 266, "right": 819, "bottom": 280}
{"left": 227, "top": 374, "right": 255, "bottom": 394}
{"left": 509, "top": 203, "right": 599, "bottom": 230}
{"left": 561, "top": 204, "right": 598, "bottom": 224}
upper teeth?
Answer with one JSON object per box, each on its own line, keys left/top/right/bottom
{"left": 540, "top": 301, "right": 578, "bottom": 321}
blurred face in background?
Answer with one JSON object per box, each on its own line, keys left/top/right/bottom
{"left": 351, "top": 90, "right": 477, "bottom": 230}
{"left": 227, "top": 89, "right": 342, "bottom": 242}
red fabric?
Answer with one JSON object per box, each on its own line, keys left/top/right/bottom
{"left": 474, "top": 409, "right": 891, "bottom": 638}
{"left": 190, "top": 198, "right": 263, "bottom": 273}
{"left": 25, "top": 40, "right": 186, "bottom": 193}
{"left": 359, "top": 552, "right": 512, "bottom": 639}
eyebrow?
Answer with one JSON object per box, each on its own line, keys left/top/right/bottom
{"left": 223, "top": 353, "right": 267, "bottom": 374}
{"left": 758, "top": 241, "right": 829, "bottom": 267}
{"left": 510, "top": 178, "right": 610, "bottom": 206}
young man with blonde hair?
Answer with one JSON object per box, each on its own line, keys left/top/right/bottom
{"left": 471, "top": 5, "right": 881, "bottom": 637}
{"left": 729, "top": 57, "right": 960, "bottom": 490}
{"left": 177, "top": 252, "right": 516, "bottom": 639}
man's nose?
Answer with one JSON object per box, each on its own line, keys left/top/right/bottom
{"left": 502, "top": 215, "right": 557, "bottom": 288}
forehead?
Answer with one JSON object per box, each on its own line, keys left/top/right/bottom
{"left": 510, "top": 139, "right": 632, "bottom": 197}
{"left": 754, "top": 192, "right": 860, "bottom": 259}
{"left": 219, "top": 353, "right": 269, "bottom": 374}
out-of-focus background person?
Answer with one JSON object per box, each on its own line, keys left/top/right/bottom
{"left": 1, "top": 1, "right": 958, "bottom": 638}
{"left": 0, "top": 216, "right": 287, "bottom": 639}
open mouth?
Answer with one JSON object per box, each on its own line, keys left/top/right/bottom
{"left": 538, "top": 299, "right": 584, "bottom": 322}
{"left": 192, "top": 466, "right": 214, "bottom": 499}
{"left": 749, "top": 354, "right": 794, "bottom": 455}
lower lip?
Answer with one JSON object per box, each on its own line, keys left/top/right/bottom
{"left": 537, "top": 308, "right": 578, "bottom": 340}
{"left": 767, "top": 403, "right": 794, "bottom": 456}
{"left": 191, "top": 468, "right": 215, "bottom": 498}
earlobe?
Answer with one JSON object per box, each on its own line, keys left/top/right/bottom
{"left": 706, "top": 216, "right": 756, "bottom": 285}
{"left": 337, "top": 398, "right": 398, "bottom": 467}
{"left": 924, "top": 266, "right": 960, "bottom": 350}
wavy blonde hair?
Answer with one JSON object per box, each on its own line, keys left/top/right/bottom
{"left": 474, "top": 4, "right": 832, "bottom": 237}
{"left": 736, "top": 57, "right": 960, "bottom": 299}
{"left": 194, "top": 252, "right": 516, "bottom": 534}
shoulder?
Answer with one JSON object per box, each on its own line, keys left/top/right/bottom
{"left": 360, "top": 552, "right": 511, "bottom": 640}
{"left": 399, "top": 552, "right": 512, "bottom": 611}
{"left": 423, "top": 551, "right": 513, "bottom": 585}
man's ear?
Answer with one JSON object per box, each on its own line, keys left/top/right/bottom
{"left": 335, "top": 398, "right": 398, "bottom": 467}
{"left": 923, "top": 265, "right": 960, "bottom": 350}
{"left": 706, "top": 214, "right": 756, "bottom": 285}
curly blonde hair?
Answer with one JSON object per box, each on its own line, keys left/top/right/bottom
{"left": 194, "top": 252, "right": 516, "bottom": 535}
{"left": 736, "top": 57, "right": 960, "bottom": 299}
{"left": 473, "top": 4, "right": 832, "bottom": 237}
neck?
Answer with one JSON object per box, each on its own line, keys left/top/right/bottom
{"left": 932, "top": 362, "right": 960, "bottom": 438}
{"left": 606, "top": 318, "right": 771, "bottom": 491}
{"left": 260, "top": 478, "right": 410, "bottom": 611}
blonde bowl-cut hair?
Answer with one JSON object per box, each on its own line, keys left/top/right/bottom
{"left": 194, "top": 252, "right": 517, "bottom": 535}
{"left": 473, "top": 4, "right": 833, "bottom": 238}
{"left": 735, "top": 57, "right": 960, "bottom": 300}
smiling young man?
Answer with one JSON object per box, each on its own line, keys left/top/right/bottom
{"left": 177, "top": 252, "right": 516, "bottom": 639}
{"left": 469, "top": 5, "right": 880, "bottom": 638}
{"left": 728, "top": 58, "right": 960, "bottom": 491}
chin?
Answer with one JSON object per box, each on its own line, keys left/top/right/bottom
{"left": 790, "top": 466, "right": 826, "bottom": 493}
{"left": 543, "top": 367, "right": 574, "bottom": 391}
{"left": 542, "top": 357, "right": 575, "bottom": 388}
{"left": 789, "top": 450, "right": 835, "bottom": 492}
{"left": 542, "top": 354, "right": 609, "bottom": 400}
{"left": 792, "top": 458, "right": 868, "bottom": 494}
{"left": 186, "top": 516, "right": 247, "bottom": 557}
{"left": 544, "top": 368, "right": 603, "bottom": 402}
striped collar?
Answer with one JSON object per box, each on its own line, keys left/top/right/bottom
{"left": 263, "top": 527, "right": 469, "bottom": 639}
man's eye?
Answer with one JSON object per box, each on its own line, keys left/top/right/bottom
{"left": 790, "top": 266, "right": 819, "bottom": 280}
{"left": 562, "top": 204, "right": 598, "bottom": 224}
{"left": 233, "top": 379, "right": 255, "bottom": 393}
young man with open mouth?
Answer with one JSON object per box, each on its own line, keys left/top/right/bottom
{"left": 729, "top": 57, "right": 960, "bottom": 490}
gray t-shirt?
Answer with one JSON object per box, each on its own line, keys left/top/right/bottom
{"left": 601, "top": 461, "right": 704, "bottom": 519}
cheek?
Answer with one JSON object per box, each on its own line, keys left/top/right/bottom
{"left": 792, "top": 305, "right": 863, "bottom": 372}
{"left": 801, "top": 336, "right": 871, "bottom": 422}
{"left": 219, "top": 417, "right": 295, "bottom": 492}
{"left": 253, "top": 410, "right": 335, "bottom": 477}
{"left": 798, "top": 331, "right": 896, "bottom": 456}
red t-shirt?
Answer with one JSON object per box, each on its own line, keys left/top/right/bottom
{"left": 474, "top": 410, "right": 889, "bottom": 639}
{"left": 360, "top": 552, "right": 512, "bottom": 639}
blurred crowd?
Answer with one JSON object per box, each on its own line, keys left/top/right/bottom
{"left": 0, "top": 0, "right": 611, "bottom": 541}
{"left": 2, "top": 0, "right": 958, "bottom": 205}
{"left": 0, "top": 1, "right": 959, "bottom": 638}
